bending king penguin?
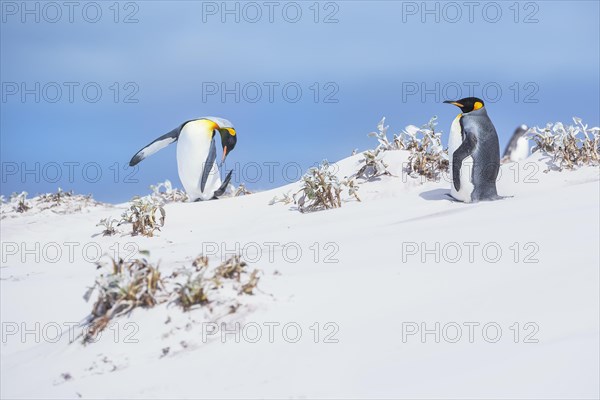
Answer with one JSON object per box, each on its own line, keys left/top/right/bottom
{"left": 444, "top": 97, "right": 502, "bottom": 203}
{"left": 129, "top": 117, "right": 237, "bottom": 202}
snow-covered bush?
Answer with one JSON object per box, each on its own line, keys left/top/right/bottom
{"left": 356, "top": 149, "right": 391, "bottom": 180}
{"left": 234, "top": 184, "right": 252, "bottom": 196}
{"left": 11, "top": 192, "right": 31, "bottom": 213}
{"left": 38, "top": 188, "right": 72, "bottom": 204}
{"left": 149, "top": 180, "right": 188, "bottom": 203}
{"left": 96, "top": 217, "right": 119, "bottom": 237}
{"left": 295, "top": 160, "right": 360, "bottom": 213}
{"left": 269, "top": 191, "right": 294, "bottom": 206}
{"left": 1, "top": 189, "right": 103, "bottom": 219}
{"left": 362, "top": 116, "right": 448, "bottom": 181}
{"left": 97, "top": 181, "right": 177, "bottom": 237}
{"left": 368, "top": 117, "right": 404, "bottom": 151}
{"left": 119, "top": 197, "right": 166, "bottom": 237}
{"left": 354, "top": 118, "right": 403, "bottom": 180}
{"left": 403, "top": 117, "right": 449, "bottom": 180}
{"left": 528, "top": 117, "right": 600, "bottom": 170}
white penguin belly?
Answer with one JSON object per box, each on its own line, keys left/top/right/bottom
{"left": 453, "top": 156, "right": 474, "bottom": 202}
{"left": 447, "top": 115, "right": 461, "bottom": 163}
{"left": 509, "top": 137, "right": 530, "bottom": 162}
{"left": 176, "top": 124, "right": 222, "bottom": 201}
{"left": 448, "top": 115, "right": 474, "bottom": 202}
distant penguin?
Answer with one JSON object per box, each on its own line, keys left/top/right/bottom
{"left": 502, "top": 125, "right": 530, "bottom": 162}
{"left": 444, "top": 97, "right": 502, "bottom": 203}
{"left": 129, "top": 117, "right": 237, "bottom": 201}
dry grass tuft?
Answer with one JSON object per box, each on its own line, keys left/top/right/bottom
{"left": 98, "top": 181, "right": 182, "bottom": 237}
{"left": 295, "top": 160, "right": 360, "bottom": 213}
{"left": 119, "top": 197, "right": 166, "bottom": 237}
{"left": 84, "top": 257, "right": 167, "bottom": 342}
{"left": 239, "top": 269, "right": 260, "bottom": 295}
{"left": 96, "top": 217, "right": 119, "bottom": 236}
{"left": 269, "top": 191, "right": 294, "bottom": 206}
{"left": 173, "top": 266, "right": 210, "bottom": 311}
{"left": 84, "top": 255, "right": 261, "bottom": 341}
{"left": 234, "top": 184, "right": 252, "bottom": 196}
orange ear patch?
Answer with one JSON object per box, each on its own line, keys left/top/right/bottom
{"left": 473, "top": 101, "right": 483, "bottom": 110}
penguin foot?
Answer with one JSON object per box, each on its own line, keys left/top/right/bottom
{"left": 444, "top": 193, "right": 462, "bottom": 203}
{"left": 213, "top": 170, "right": 233, "bottom": 198}
{"left": 477, "top": 194, "right": 513, "bottom": 202}
{"left": 492, "top": 195, "right": 513, "bottom": 201}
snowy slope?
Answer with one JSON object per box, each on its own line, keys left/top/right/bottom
{"left": 1, "top": 150, "right": 599, "bottom": 399}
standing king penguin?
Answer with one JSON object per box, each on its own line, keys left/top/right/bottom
{"left": 502, "top": 124, "right": 530, "bottom": 162}
{"left": 129, "top": 117, "right": 237, "bottom": 201}
{"left": 444, "top": 97, "right": 501, "bottom": 202}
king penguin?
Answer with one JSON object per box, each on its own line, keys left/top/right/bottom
{"left": 502, "top": 125, "right": 530, "bottom": 162}
{"left": 444, "top": 97, "right": 501, "bottom": 203}
{"left": 129, "top": 117, "right": 237, "bottom": 201}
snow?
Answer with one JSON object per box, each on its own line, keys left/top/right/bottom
{"left": 1, "top": 150, "right": 599, "bottom": 399}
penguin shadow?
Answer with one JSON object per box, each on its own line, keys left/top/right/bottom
{"left": 419, "top": 189, "right": 456, "bottom": 202}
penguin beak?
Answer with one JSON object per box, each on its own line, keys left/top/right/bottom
{"left": 444, "top": 100, "right": 464, "bottom": 107}
{"left": 222, "top": 146, "right": 228, "bottom": 163}
{"left": 218, "top": 127, "right": 236, "bottom": 165}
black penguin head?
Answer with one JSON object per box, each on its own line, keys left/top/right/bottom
{"left": 443, "top": 97, "right": 484, "bottom": 113}
{"left": 514, "top": 124, "right": 529, "bottom": 138}
{"left": 218, "top": 127, "right": 237, "bottom": 163}
{"left": 203, "top": 116, "right": 237, "bottom": 163}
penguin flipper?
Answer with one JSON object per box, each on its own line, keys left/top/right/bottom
{"left": 129, "top": 123, "right": 187, "bottom": 167}
{"left": 200, "top": 137, "right": 217, "bottom": 192}
{"left": 213, "top": 170, "right": 233, "bottom": 198}
{"left": 452, "top": 132, "right": 477, "bottom": 192}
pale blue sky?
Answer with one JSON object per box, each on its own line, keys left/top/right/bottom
{"left": 1, "top": 0, "right": 599, "bottom": 202}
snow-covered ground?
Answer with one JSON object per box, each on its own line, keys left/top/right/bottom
{"left": 1, "top": 150, "right": 599, "bottom": 399}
